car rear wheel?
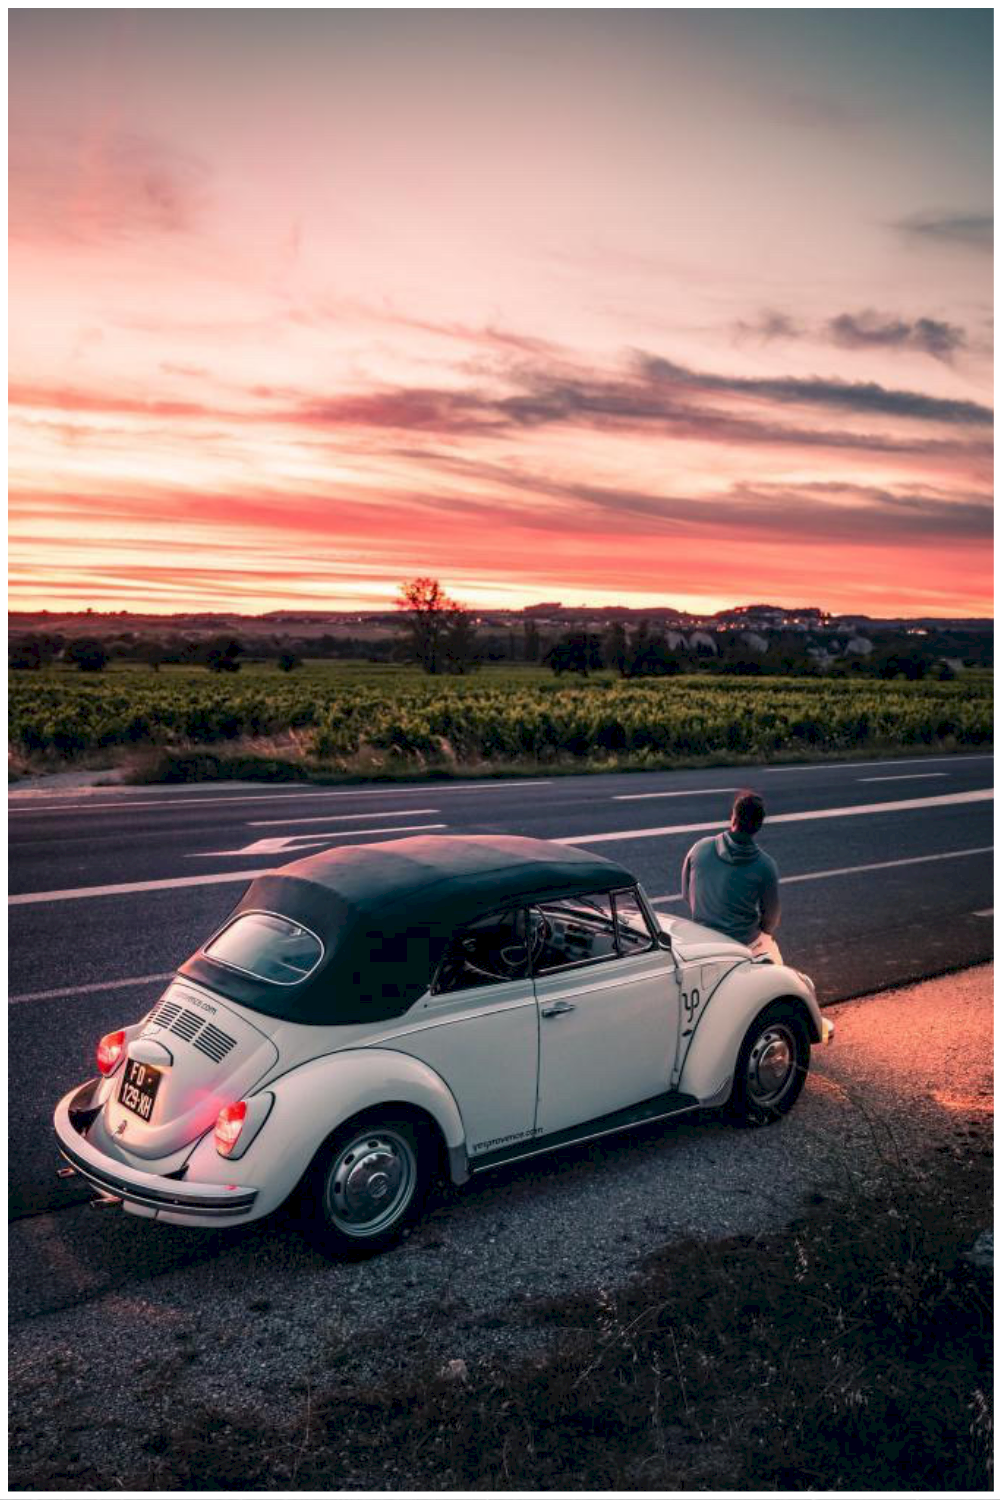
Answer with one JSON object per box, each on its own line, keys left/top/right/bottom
{"left": 726, "top": 1002, "right": 811, "bottom": 1126}
{"left": 305, "top": 1115, "right": 428, "bottom": 1257}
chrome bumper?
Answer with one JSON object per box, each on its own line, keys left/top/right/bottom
{"left": 820, "top": 1017, "right": 835, "bottom": 1046}
{"left": 54, "top": 1080, "right": 258, "bottom": 1220}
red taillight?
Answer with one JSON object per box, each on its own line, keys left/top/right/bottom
{"left": 214, "top": 1101, "right": 248, "bottom": 1157}
{"left": 96, "top": 1030, "right": 126, "bottom": 1076}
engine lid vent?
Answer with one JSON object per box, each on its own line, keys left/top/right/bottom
{"left": 170, "top": 1009, "right": 204, "bottom": 1042}
{"left": 194, "top": 1023, "right": 237, "bottom": 1063}
{"left": 150, "top": 999, "right": 182, "bottom": 1029}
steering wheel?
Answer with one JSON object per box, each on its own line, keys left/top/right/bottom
{"left": 525, "top": 910, "right": 551, "bottom": 967}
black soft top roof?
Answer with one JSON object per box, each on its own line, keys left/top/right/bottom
{"left": 179, "top": 834, "right": 637, "bottom": 1025}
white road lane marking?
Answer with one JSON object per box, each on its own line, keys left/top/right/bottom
{"left": 858, "top": 773, "right": 947, "bottom": 783}
{"left": 763, "top": 754, "right": 992, "bottom": 773}
{"left": 646, "top": 845, "right": 994, "bottom": 904}
{"left": 11, "top": 846, "right": 994, "bottom": 1006}
{"left": 613, "top": 787, "right": 736, "bottom": 801}
{"left": 189, "top": 823, "right": 446, "bottom": 857}
{"left": 248, "top": 808, "right": 438, "bottom": 827}
{"left": 9, "top": 790, "right": 994, "bottom": 907}
{"left": 9, "top": 972, "right": 174, "bottom": 1006}
{"left": 9, "top": 868, "right": 277, "bottom": 905}
{"left": 780, "top": 846, "right": 994, "bottom": 884}
{"left": 558, "top": 788, "right": 993, "bottom": 846}
{"left": 9, "top": 780, "right": 552, "bottom": 814}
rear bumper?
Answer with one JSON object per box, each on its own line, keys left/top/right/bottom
{"left": 54, "top": 1080, "right": 258, "bottom": 1221}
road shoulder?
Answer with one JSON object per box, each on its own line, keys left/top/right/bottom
{"left": 9, "top": 965, "right": 993, "bottom": 1490}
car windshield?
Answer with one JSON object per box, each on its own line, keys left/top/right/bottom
{"left": 204, "top": 911, "right": 323, "bottom": 986}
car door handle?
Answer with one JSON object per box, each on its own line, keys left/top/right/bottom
{"left": 541, "top": 1000, "right": 576, "bottom": 1018}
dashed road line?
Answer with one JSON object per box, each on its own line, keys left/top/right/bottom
{"left": 189, "top": 823, "right": 447, "bottom": 858}
{"left": 558, "top": 789, "right": 993, "bottom": 846}
{"left": 647, "top": 846, "right": 993, "bottom": 905}
{"left": 8, "top": 780, "right": 553, "bottom": 815}
{"left": 763, "top": 754, "right": 992, "bottom": 774}
{"left": 11, "top": 846, "right": 993, "bottom": 1005}
{"left": 613, "top": 787, "right": 736, "bottom": 802}
{"left": 9, "top": 791, "right": 993, "bottom": 906}
{"left": 858, "top": 773, "right": 947, "bottom": 783}
{"left": 248, "top": 808, "right": 439, "bottom": 827}
{"left": 9, "top": 972, "right": 174, "bottom": 1006}
{"left": 9, "top": 868, "right": 277, "bottom": 906}
{"left": 781, "top": 846, "right": 993, "bottom": 885}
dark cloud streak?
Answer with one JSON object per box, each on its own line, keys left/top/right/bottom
{"left": 13, "top": 468, "right": 990, "bottom": 553}
{"left": 893, "top": 211, "right": 993, "bottom": 252}
{"left": 733, "top": 309, "right": 802, "bottom": 343}
{"left": 639, "top": 354, "right": 990, "bottom": 425}
{"left": 11, "top": 347, "right": 993, "bottom": 470}
{"left": 827, "top": 310, "right": 966, "bottom": 360}
{"left": 400, "top": 453, "right": 993, "bottom": 546}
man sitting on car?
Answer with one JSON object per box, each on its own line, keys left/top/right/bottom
{"left": 681, "top": 790, "right": 782, "bottom": 962}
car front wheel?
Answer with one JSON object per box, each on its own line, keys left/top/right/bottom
{"left": 306, "top": 1115, "right": 428, "bottom": 1257}
{"left": 726, "top": 1002, "right": 811, "bottom": 1126}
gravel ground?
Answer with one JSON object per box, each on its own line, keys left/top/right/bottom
{"left": 9, "top": 965, "right": 993, "bottom": 1487}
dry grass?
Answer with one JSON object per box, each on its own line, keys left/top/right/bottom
{"left": 11, "top": 1132, "right": 991, "bottom": 1492}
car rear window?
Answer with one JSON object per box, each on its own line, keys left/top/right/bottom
{"left": 204, "top": 911, "right": 323, "bottom": 986}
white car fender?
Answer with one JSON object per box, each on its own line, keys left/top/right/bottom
{"left": 678, "top": 963, "right": 822, "bottom": 1106}
{"left": 182, "top": 1046, "right": 468, "bottom": 1220}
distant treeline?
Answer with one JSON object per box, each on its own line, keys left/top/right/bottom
{"left": 7, "top": 621, "right": 993, "bottom": 681}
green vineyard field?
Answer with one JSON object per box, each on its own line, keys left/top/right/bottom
{"left": 9, "top": 663, "right": 993, "bottom": 777}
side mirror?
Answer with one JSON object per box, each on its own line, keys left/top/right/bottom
{"left": 657, "top": 931, "right": 672, "bottom": 951}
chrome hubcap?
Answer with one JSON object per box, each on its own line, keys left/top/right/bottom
{"left": 747, "top": 1025, "right": 797, "bottom": 1105}
{"left": 326, "top": 1130, "right": 416, "bottom": 1238}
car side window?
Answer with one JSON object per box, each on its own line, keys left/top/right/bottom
{"left": 432, "top": 909, "right": 530, "bottom": 995}
{"left": 613, "top": 888, "right": 655, "bottom": 955}
{"left": 533, "top": 894, "right": 618, "bottom": 973}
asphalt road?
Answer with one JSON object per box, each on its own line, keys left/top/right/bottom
{"left": 8, "top": 752, "right": 994, "bottom": 1224}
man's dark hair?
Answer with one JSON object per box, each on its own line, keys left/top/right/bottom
{"left": 732, "top": 790, "right": 765, "bottom": 836}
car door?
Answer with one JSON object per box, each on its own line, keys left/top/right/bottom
{"left": 392, "top": 908, "right": 540, "bottom": 1161}
{"left": 531, "top": 888, "right": 679, "bottom": 1138}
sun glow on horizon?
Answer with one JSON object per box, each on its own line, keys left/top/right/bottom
{"left": 9, "top": 10, "right": 993, "bottom": 618}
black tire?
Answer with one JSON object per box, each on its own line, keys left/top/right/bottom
{"left": 302, "top": 1113, "right": 430, "bottom": 1258}
{"left": 726, "top": 1001, "right": 811, "bottom": 1126}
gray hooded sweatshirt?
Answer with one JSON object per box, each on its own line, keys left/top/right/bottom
{"left": 680, "top": 830, "right": 780, "bottom": 946}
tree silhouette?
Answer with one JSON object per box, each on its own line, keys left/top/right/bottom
{"left": 395, "top": 578, "right": 469, "bottom": 675}
{"left": 204, "top": 637, "right": 243, "bottom": 673}
{"left": 601, "top": 622, "right": 628, "bottom": 676}
{"left": 64, "top": 638, "right": 108, "bottom": 673}
{"left": 546, "top": 631, "right": 601, "bottom": 676}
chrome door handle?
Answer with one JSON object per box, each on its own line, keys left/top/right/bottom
{"left": 541, "top": 1000, "right": 576, "bottom": 1018}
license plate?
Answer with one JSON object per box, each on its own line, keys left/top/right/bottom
{"left": 118, "top": 1059, "right": 162, "bottom": 1122}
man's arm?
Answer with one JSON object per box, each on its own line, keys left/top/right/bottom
{"left": 759, "top": 859, "right": 781, "bottom": 933}
{"left": 681, "top": 848, "right": 693, "bottom": 911}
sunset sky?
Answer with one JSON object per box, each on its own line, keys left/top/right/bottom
{"left": 9, "top": 10, "right": 993, "bottom": 617}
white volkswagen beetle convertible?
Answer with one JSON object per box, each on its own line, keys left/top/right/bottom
{"left": 55, "top": 835, "right": 833, "bottom": 1256}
